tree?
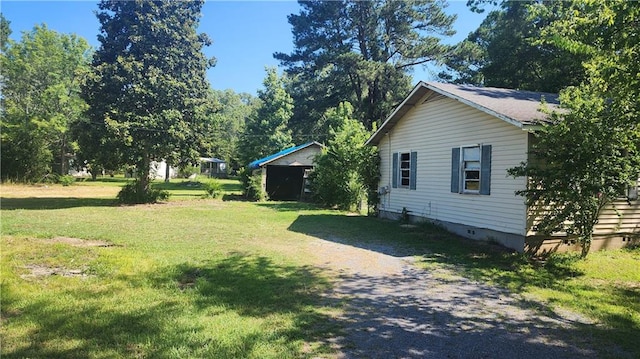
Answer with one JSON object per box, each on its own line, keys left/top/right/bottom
{"left": 82, "top": 0, "right": 215, "bottom": 201}
{"left": 238, "top": 67, "right": 293, "bottom": 167}
{"left": 70, "top": 114, "right": 124, "bottom": 179}
{"left": 440, "top": 1, "right": 586, "bottom": 93}
{"left": 0, "top": 14, "right": 10, "bottom": 52}
{"left": 208, "top": 89, "right": 258, "bottom": 170}
{"left": 0, "top": 23, "right": 91, "bottom": 182}
{"left": 310, "top": 102, "right": 379, "bottom": 213}
{"left": 509, "top": 0, "right": 640, "bottom": 257}
{"left": 275, "top": 0, "right": 455, "bottom": 139}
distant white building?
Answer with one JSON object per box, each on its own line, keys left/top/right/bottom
{"left": 150, "top": 160, "right": 178, "bottom": 180}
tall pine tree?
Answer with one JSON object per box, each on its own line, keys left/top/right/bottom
{"left": 275, "top": 0, "right": 455, "bottom": 140}
{"left": 81, "top": 0, "right": 215, "bottom": 199}
{"left": 440, "top": 1, "right": 586, "bottom": 92}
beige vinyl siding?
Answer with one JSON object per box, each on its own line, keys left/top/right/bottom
{"left": 377, "top": 96, "right": 529, "bottom": 236}
{"left": 594, "top": 185, "right": 640, "bottom": 236}
{"left": 269, "top": 145, "right": 321, "bottom": 167}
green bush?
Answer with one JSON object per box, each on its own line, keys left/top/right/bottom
{"left": 117, "top": 180, "right": 170, "bottom": 204}
{"left": 202, "top": 180, "right": 223, "bottom": 199}
{"left": 309, "top": 102, "right": 379, "bottom": 213}
{"left": 240, "top": 169, "right": 266, "bottom": 202}
{"left": 247, "top": 173, "right": 267, "bottom": 201}
{"left": 59, "top": 175, "right": 75, "bottom": 186}
{"left": 178, "top": 164, "right": 199, "bottom": 178}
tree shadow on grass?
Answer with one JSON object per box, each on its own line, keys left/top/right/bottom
{"left": 150, "top": 180, "right": 240, "bottom": 194}
{"left": 0, "top": 197, "right": 116, "bottom": 210}
{"left": 2, "top": 285, "right": 183, "bottom": 359}
{"left": 150, "top": 180, "right": 204, "bottom": 191}
{"left": 2, "top": 254, "right": 341, "bottom": 358}
{"left": 149, "top": 253, "right": 340, "bottom": 356}
{"left": 157, "top": 254, "right": 331, "bottom": 316}
{"left": 256, "top": 201, "right": 321, "bottom": 212}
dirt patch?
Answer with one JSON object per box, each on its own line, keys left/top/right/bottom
{"left": 21, "top": 264, "right": 90, "bottom": 278}
{"left": 0, "top": 183, "right": 120, "bottom": 198}
{"left": 45, "top": 237, "right": 116, "bottom": 248}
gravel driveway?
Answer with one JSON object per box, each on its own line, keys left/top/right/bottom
{"left": 306, "top": 236, "right": 625, "bottom": 359}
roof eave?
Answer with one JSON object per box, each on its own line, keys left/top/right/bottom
{"left": 250, "top": 141, "right": 324, "bottom": 169}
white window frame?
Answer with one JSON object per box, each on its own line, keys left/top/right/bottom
{"left": 398, "top": 152, "right": 411, "bottom": 188}
{"left": 460, "top": 145, "right": 481, "bottom": 193}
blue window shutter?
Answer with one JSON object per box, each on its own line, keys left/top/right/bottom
{"left": 410, "top": 151, "right": 417, "bottom": 190}
{"left": 480, "top": 145, "right": 492, "bottom": 195}
{"left": 451, "top": 147, "right": 460, "bottom": 193}
{"left": 392, "top": 152, "right": 398, "bottom": 188}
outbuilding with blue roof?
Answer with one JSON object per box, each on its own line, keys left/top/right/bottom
{"left": 248, "top": 141, "right": 324, "bottom": 201}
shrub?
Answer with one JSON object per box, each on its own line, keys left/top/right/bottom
{"left": 59, "top": 175, "right": 75, "bottom": 186}
{"left": 117, "top": 180, "right": 170, "bottom": 204}
{"left": 179, "top": 164, "right": 198, "bottom": 179}
{"left": 41, "top": 173, "right": 59, "bottom": 184}
{"left": 239, "top": 167, "right": 267, "bottom": 202}
{"left": 400, "top": 207, "right": 411, "bottom": 224}
{"left": 202, "top": 180, "right": 223, "bottom": 199}
{"left": 310, "top": 102, "right": 379, "bottom": 213}
{"left": 247, "top": 173, "right": 267, "bottom": 201}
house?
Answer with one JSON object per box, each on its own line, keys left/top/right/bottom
{"left": 248, "top": 142, "right": 324, "bottom": 201}
{"left": 200, "top": 157, "right": 227, "bottom": 178}
{"left": 366, "top": 81, "right": 639, "bottom": 253}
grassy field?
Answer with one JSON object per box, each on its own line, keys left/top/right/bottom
{"left": 1, "top": 178, "right": 639, "bottom": 358}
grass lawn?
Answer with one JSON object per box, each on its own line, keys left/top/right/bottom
{"left": 1, "top": 178, "right": 639, "bottom": 358}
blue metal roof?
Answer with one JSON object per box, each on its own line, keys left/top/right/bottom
{"left": 248, "top": 142, "right": 322, "bottom": 170}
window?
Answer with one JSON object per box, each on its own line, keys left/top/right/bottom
{"left": 451, "top": 145, "right": 491, "bottom": 195}
{"left": 462, "top": 146, "right": 481, "bottom": 192}
{"left": 392, "top": 151, "right": 417, "bottom": 190}
{"left": 400, "top": 152, "right": 411, "bottom": 187}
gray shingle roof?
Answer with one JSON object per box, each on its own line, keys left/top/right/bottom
{"left": 427, "top": 82, "right": 559, "bottom": 125}
{"left": 367, "top": 81, "right": 560, "bottom": 146}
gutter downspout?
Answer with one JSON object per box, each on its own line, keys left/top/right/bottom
{"left": 387, "top": 131, "right": 391, "bottom": 211}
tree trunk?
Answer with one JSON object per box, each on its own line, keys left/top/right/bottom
{"left": 165, "top": 160, "right": 171, "bottom": 183}
{"left": 580, "top": 233, "right": 592, "bottom": 258}
{"left": 60, "top": 134, "right": 67, "bottom": 176}
{"left": 139, "top": 150, "right": 151, "bottom": 194}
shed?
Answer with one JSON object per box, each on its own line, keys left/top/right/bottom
{"left": 248, "top": 142, "right": 324, "bottom": 201}
{"left": 200, "top": 157, "right": 227, "bottom": 178}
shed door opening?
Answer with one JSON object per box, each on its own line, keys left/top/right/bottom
{"left": 266, "top": 165, "right": 311, "bottom": 201}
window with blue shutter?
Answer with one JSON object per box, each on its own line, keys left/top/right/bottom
{"left": 394, "top": 151, "right": 417, "bottom": 190}
{"left": 400, "top": 152, "right": 411, "bottom": 187}
{"left": 451, "top": 145, "right": 491, "bottom": 195}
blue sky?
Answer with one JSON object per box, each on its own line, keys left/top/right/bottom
{"left": 1, "top": 1, "right": 490, "bottom": 95}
